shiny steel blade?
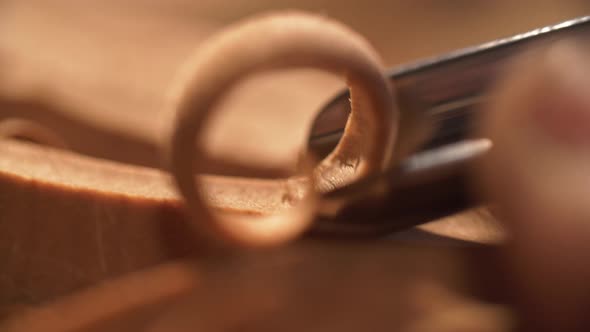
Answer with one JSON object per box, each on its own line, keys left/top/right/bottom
{"left": 309, "top": 16, "right": 590, "bottom": 234}
{"left": 309, "top": 16, "right": 590, "bottom": 157}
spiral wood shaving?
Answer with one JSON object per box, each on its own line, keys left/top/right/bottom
{"left": 164, "top": 12, "right": 397, "bottom": 248}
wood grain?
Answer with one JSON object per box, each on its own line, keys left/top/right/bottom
{"left": 1, "top": 1, "right": 589, "bottom": 328}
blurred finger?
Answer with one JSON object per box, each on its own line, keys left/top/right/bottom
{"left": 476, "top": 40, "right": 590, "bottom": 331}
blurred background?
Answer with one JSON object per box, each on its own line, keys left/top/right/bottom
{"left": 2, "top": 0, "right": 589, "bottom": 174}
{"left": 2, "top": 1, "right": 590, "bottom": 329}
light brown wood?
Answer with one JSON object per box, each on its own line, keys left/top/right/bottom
{"left": 164, "top": 12, "right": 398, "bottom": 248}
{"left": 0, "top": 243, "right": 514, "bottom": 332}
{"left": 1, "top": 261, "right": 200, "bottom": 332}
{"left": 0, "top": 7, "right": 509, "bottom": 309}
{"left": 0, "top": 1, "right": 506, "bottom": 313}
{"left": 3, "top": 2, "right": 590, "bottom": 331}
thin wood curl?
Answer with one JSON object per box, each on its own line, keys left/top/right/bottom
{"left": 165, "top": 11, "right": 398, "bottom": 248}
{"left": 0, "top": 118, "right": 68, "bottom": 148}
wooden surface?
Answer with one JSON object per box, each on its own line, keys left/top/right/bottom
{"left": 1, "top": 1, "right": 589, "bottom": 329}
{"left": 1, "top": 242, "right": 514, "bottom": 332}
